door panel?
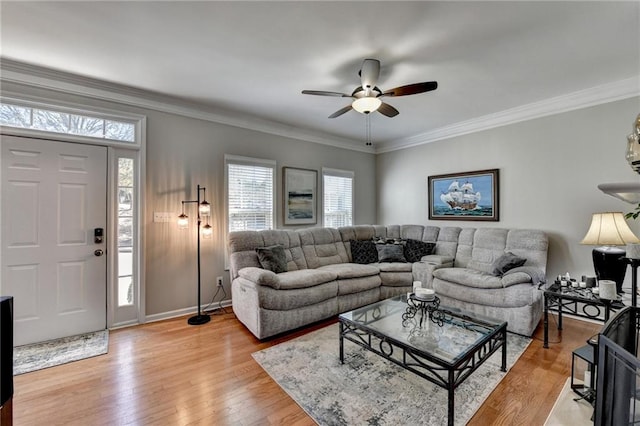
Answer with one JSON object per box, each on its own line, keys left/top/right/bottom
{"left": 1, "top": 135, "right": 107, "bottom": 346}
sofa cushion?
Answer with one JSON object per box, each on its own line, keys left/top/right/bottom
{"left": 256, "top": 245, "right": 288, "bottom": 273}
{"left": 349, "top": 239, "right": 378, "bottom": 264}
{"left": 318, "top": 263, "right": 380, "bottom": 279}
{"left": 377, "top": 262, "right": 413, "bottom": 272}
{"left": 238, "top": 267, "right": 337, "bottom": 290}
{"left": 491, "top": 252, "right": 527, "bottom": 276}
{"left": 276, "top": 269, "right": 338, "bottom": 290}
{"left": 337, "top": 276, "right": 382, "bottom": 295}
{"left": 433, "top": 267, "right": 533, "bottom": 289}
{"left": 433, "top": 279, "right": 536, "bottom": 308}
{"left": 258, "top": 280, "right": 339, "bottom": 311}
{"left": 404, "top": 239, "right": 436, "bottom": 262}
{"left": 376, "top": 244, "right": 407, "bottom": 263}
{"left": 433, "top": 267, "right": 503, "bottom": 289}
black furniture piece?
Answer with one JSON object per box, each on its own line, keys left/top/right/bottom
{"left": 626, "top": 257, "right": 640, "bottom": 307}
{"left": 339, "top": 295, "right": 507, "bottom": 426}
{"left": 543, "top": 282, "right": 621, "bottom": 348}
{"left": 593, "top": 306, "right": 640, "bottom": 425}
{"left": 0, "top": 296, "right": 13, "bottom": 426}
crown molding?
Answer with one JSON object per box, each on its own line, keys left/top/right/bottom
{"left": 375, "top": 77, "right": 640, "bottom": 154}
{"left": 0, "top": 59, "right": 373, "bottom": 154}
{"left": 2, "top": 59, "right": 637, "bottom": 156}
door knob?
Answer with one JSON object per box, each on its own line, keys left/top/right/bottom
{"left": 94, "top": 249, "right": 104, "bottom": 257}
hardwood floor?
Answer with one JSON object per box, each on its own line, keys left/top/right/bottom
{"left": 12, "top": 311, "right": 599, "bottom": 426}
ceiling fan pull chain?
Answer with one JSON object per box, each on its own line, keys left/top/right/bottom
{"left": 366, "top": 115, "right": 372, "bottom": 146}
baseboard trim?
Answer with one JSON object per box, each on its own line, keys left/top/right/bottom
{"left": 145, "top": 300, "right": 233, "bottom": 324}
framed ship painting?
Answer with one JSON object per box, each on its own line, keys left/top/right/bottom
{"left": 428, "top": 169, "right": 499, "bottom": 221}
{"left": 283, "top": 167, "right": 317, "bottom": 225}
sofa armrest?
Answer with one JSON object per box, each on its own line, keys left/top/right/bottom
{"left": 237, "top": 267, "right": 279, "bottom": 288}
{"left": 422, "top": 254, "right": 454, "bottom": 267}
{"left": 412, "top": 258, "right": 452, "bottom": 289}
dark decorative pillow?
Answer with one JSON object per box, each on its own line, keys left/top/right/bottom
{"left": 350, "top": 240, "right": 378, "bottom": 264}
{"left": 376, "top": 244, "right": 407, "bottom": 263}
{"left": 491, "top": 252, "right": 527, "bottom": 276}
{"left": 256, "top": 245, "right": 288, "bottom": 273}
{"left": 404, "top": 239, "right": 436, "bottom": 263}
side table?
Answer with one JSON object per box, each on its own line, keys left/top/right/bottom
{"left": 543, "top": 282, "right": 621, "bottom": 348}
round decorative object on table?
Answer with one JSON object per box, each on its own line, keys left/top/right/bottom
{"left": 402, "top": 293, "right": 444, "bottom": 327}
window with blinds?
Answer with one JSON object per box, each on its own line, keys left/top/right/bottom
{"left": 323, "top": 168, "right": 354, "bottom": 228}
{"left": 226, "top": 156, "right": 275, "bottom": 232}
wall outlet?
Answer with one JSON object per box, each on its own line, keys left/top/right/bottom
{"left": 216, "top": 276, "right": 223, "bottom": 287}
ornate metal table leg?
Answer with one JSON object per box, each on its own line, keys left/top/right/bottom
{"left": 501, "top": 328, "right": 507, "bottom": 372}
{"left": 339, "top": 321, "right": 344, "bottom": 364}
{"left": 448, "top": 369, "right": 455, "bottom": 426}
{"left": 544, "top": 293, "right": 549, "bottom": 348}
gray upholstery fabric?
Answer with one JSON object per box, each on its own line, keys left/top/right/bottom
{"left": 379, "top": 271, "right": 413, "bottom": 287}
{"left": 433, "top": 278, "right": 537, "bottom": 309}
{"left": 337, "top": 276, "right": 382, "bottom": 295}
{"left": 237, "top": 267, "right": 279, "bottom": 287}
{"left": 276, "top": 269, "right": 337, "bottom": 290}
{"left": 436, "top": 292, "right": 543, "bottom": 336}
{"left": 422, "top": 226, "right": 440, "bottom": 242}
{"left": 504, "top": 266, "right": 547, "bottom": 285}
{"left": 378, "top": 262, "right": 413, "bottom": 272}
{"left": 318, "top": 263, "right": 379, "bottom": 279}
{"left": 228, "top": 224, "right": 549, "bottom": 339}
{"left": 257, "top": 280, "right": 338, "bottom": 311}
{"left": 338, "top": 288, "right": 380, "bottom": 313}
{"left": 299, "top": 227, "right": 349, "bottom": 268}
{"left": 433, "top": 267, "right": 502, "bottom": 289}
{"left": 400, "top": 224, "right": 425, "bottom": 240}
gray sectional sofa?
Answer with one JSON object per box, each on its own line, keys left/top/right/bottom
{"left": 228, "top": 225, "right": 548, "bottom": 339}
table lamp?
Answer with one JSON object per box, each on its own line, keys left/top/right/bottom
{"left": 581, "top": 212, "right": 640, "bottom": 294}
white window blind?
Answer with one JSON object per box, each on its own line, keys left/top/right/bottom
{"left": 226, "top": 156, "right": 275, "bottom": 232}
{"left": 323, "top": 168, "right": 354, "bottom": 228}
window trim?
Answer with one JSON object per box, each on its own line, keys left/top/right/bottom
{"left": 224, "top": 154, "right": 277, "bottom": 233}
{"left": 322, "top": 167, "right": 355, "bottom": 227}
{"left": 0, "top": 93, "right": 144, "bottom": 148}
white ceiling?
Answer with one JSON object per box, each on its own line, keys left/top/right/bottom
{"left": 1, "top": 1, "right": 639, "bottom": 152}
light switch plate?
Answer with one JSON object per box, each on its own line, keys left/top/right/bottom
{"left": 154, "top": 212, "right": 172, "bottom": 223}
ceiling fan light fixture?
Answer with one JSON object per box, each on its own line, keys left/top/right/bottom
{"left": 352, "top": 97, "right": 382, "bottom": 114}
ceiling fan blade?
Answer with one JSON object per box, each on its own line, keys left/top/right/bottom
{"left": 382, "top": 81, "right": 438, "bottom": 97}
{"left": 359, "top": 59, "right": 380, "bottom": 92}
{"left": 302, "top": 90, "right": 350, "bottom": 97}
{"left": 377, "top": 102, "right": 399, "bottom": 118}
{"left": 328, "top": 105, "right": 353, "bottom": 118}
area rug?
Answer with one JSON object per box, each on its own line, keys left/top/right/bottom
{"left": 544, "top": 377, "right": 593, "bottom": 425}
{"left": 13, "top": 329, "right": 109, "bottom": 375}
{"left": 253, "top": 324, "right": 531, "bottom": 426}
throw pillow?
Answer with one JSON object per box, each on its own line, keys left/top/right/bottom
{"left": 256, "top": 245, "right": 288, "bottom": 273}
{"left": 403, "top": 239, "right": 436, "bottom": 263}
{"left": 350, "top": 240, "right": 378, "bottom": 264}
{"left": 376, "top": 244, "right": 407, "bottom": 263}
{"left": 491, "top": 252, "right": 527, "bottom": 276}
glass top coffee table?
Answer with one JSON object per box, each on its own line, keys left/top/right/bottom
{"left": 339, "top": 294, "right": 507, "bottom": 426}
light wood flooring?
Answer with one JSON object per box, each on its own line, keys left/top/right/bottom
{"left": 12, "top": 310, "right": 599, "bottom": 426}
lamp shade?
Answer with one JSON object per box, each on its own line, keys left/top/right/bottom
{"left": 580, "top": 212, "right": 640, "bottom": 246}
{"left": 352, "top": 97, "right": 382, "bottom": 114}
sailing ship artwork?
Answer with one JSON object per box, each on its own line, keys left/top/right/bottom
{"left": 428, "top": 169, "right": 499, "bottom": 221}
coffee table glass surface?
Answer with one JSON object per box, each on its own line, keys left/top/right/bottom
{"left": 339, "top": 295, "right": 504, "bottom": 364}
{"left": 338, "top": 294, "right": 507, "bottom": 426}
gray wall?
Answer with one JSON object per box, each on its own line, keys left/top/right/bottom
{"left": 1, "top": 81, "right": 377, "bottom": 317}
{"left": 145, "top": 110, "right": 376, "bottom": 315}
{"left": 376, "top": 96, "right": 640, "bottom": 283}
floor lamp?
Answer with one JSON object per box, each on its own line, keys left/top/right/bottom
{"left": 178, "top": 184, "right": 213, "bottom": 325}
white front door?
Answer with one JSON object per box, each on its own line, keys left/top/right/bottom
{"left": 1, "top": 135, "right": 107, "bottom": 346}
